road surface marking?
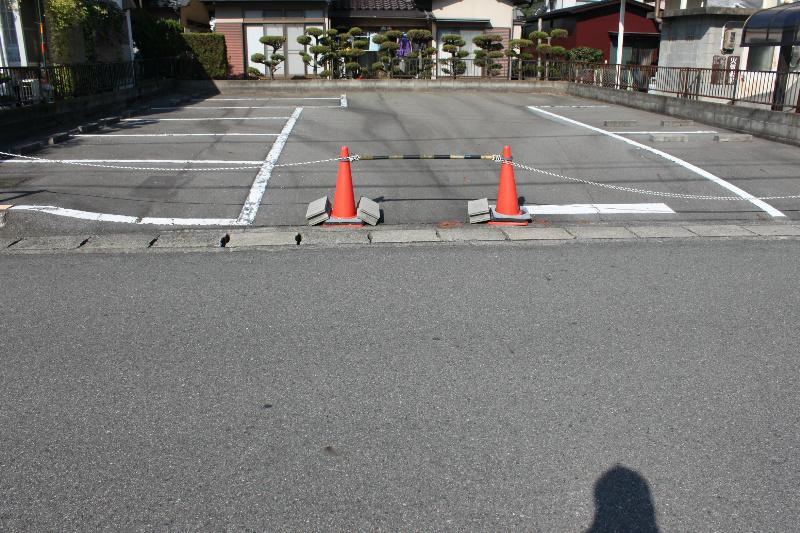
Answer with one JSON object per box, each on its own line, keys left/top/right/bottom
{"left": 614, "top": 131, "right": 718, "bottom": 134}
{"left": 525, "top": 203, "right": 675, "bottom": 215}
{"left": 122, "top": 117, "right": 290, "bottom": 122}
{"left": 0, "top": 159, "right": 263, "bottom": 165}
{"left": 340, "top": 94, "right": 348, "bottom": 108}
{"left": 151, "top": 106, "right": 339, "bottom": 110}
{"left": 201, "top": 97, "right": 340, "bottom": 101}
{"left": 74, "top": 133, "right": 280, "bottom": 138}
{"left": 237, "top": 107, "right": 303, "bottom": 225}
{"left": 534, "top": 105, "right": 609, "bottom": 108}
{"left": 8, "top": 205, "right": 239, "bottom": 225}
{"left": 527, "top": 106, "right": 785, "bottom": 218}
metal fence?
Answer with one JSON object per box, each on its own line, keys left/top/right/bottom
{"left": 0, "top": 58, "right": 178, "bottom": 108}
{"left": 558, "top": 62, "right": 800, "bottom": 113}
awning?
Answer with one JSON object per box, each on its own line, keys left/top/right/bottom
{"left": 741, "top": 2, "right": 800, "bottom": 46}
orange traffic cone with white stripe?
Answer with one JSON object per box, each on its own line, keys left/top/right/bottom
{"left": 488, "top": 145, "right": 531, "bottom": 226}
{"left": 324, "top": 146, "right": 363, "bottom": 226}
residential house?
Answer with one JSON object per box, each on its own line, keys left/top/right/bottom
{"left": 526, "top": 0, "right": 660, "bottom": 63}
{"left": 205, "top": 0, "right": 527, "bottom": 77}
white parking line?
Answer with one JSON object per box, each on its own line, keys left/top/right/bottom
{"left": 1, "top": 159, "right": 263, "bottom": 164}
{"left": 237, "top": 107, "right": 303, "bottom": 225}
{"left": 122, "top": 117, "right": 290, "bottom": 122}
{"left": 74, "top": 133, "right": 280, "bottom": 138}
{"left": 203, "top": 97, "right": 340, "bottom": 101}
{"left": 340, "top": 94, "right": 348, "bottom": 108}
{"left": 525, "top": 203, "right": 675, "bottom": 215}
{"left": 615, "top": 131, "right": 718, "bottom": 134}
{"left": 535, "top": 105, "right": 609, "bottom": 108}
{"left": 527, "top": 105, "right": 785, "bottom": 218}
{"left": 151, "top": 106, "right": 340, "bottom": 110}
{"left": 8, "top": 205, "right": 239, "bottom": 226}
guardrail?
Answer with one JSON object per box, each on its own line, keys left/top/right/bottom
{"left": 0, "top": 58, "right": 178, "bottom": 108}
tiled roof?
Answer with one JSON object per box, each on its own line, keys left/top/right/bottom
{"left": 334, "top": 0, "right": 421, "bottom": 11}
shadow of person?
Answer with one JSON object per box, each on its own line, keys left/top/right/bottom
{"left": 585, "top": 464, "right": 660, "bottom": 533}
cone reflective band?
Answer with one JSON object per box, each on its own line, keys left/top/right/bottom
{"left": 488, "top": 145, "right": 531, "bottom": 226}
{"left": 325, "top": 146, "right": 363, "bottom": 226}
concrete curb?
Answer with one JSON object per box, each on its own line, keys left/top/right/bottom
{"left": 177, "top": 79, "right": 569, "bottom": 94}
{"left": 2, "top": 223, "right": 800, "bottom": 254}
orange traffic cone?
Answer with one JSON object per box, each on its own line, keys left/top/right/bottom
{"left": 488, "top": 145, "right": 530, "bottom": 226}
{"left": 325, "top": 146, "right": 363, "bottom": 226}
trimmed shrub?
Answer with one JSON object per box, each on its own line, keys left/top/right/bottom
{"left": 567, "top": 47, "right": 604, "bottom": 63}
{"left": 131, "top": 11, "right": 185, "bottom": 59}
{"left": 181, "top": 33, "right": 228, "bottom": 79}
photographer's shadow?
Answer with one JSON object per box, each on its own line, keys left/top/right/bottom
{"left": 585, "top": 464, "right": 660, "bottom": 533}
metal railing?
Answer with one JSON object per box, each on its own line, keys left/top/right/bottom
{"left": 560, "top": 62, "right": 800, "bottom": 112}
{"left": 0, "top": 58, "right": 178, "bottom": 108}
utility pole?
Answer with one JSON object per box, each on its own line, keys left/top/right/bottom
{"left": 615, "top": 0, "right": 625, "bottom": 88}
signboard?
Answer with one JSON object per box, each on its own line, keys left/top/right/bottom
{"left": 711, "top": 55, "right": 739, "bottom": 85}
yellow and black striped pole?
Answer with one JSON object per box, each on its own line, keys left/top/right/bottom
{"left": 350, "top": 154, "right": 504, "bottom": 161}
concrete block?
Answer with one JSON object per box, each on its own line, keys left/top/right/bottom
{"left": 81, "top": 234, "right": 156, "bottom": 250}
{"left": 151, "top": 230, "right": 227, "bottom": 248}
{"left": 740, "top": 224, "right": 800, "bottom": 237}
{"left": 567, "top": 226, "right": 636, "bottom": 239}
{"left": 48, "top": 132, "right": 70, "bottom": 144}
{"left": 501, "top": 227, "right": 574, "bottom": 240}
{"left": 684, "top": 225, "right": 756, "bottom": 237}
{"left": 226, "top": 230, "right": 298, "bottom": 248}
{"left": 467, "top": 198, "right": 490, "bottom": 224}
{"left": 100, "top": 116, "right": 120, "bottom": 126}
{"left": 301, "top": 229, "right": 370, "bottom": 245}
{"left": 78, "top": 122, "right": 100, "bottom": 133}
{"left": 661, "top": 119, "right": 693, "bottom": 126}
{"left": 357, "top": 197, "right": 380, "bottom": 226}
{"left": 437, "top": 227, "right": 506, "bottom": 241}
{"left": 369, "top": 229, "right": 440, "bottom": 243}
{"left": 649, "top": 133, "right": 688, "bottom": 142}
{"left": 714, "top": 134, "right": 752, "bottom": 142}
{"left": 627, "top": 226, "right": 696, "bottom": 239}
{"left": 603, "top": 120, "right": 637, "bottom": 127}
{"left": 10, "top": 236, "right": 87, "bottom": 251}
{"left": 13, "top": 141, "right": 43, "bottom": 154}
{"left": 306, "top": 196, "right": 330, "bottom": 226}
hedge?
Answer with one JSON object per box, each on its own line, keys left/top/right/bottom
{"left": 181, "top": 33, "right": 228, "bottom": 79}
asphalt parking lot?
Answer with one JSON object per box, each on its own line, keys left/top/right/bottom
{"left": 1, "top": 90, "right": 799, "bottom": 235}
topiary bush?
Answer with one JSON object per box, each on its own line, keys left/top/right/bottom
{"left": 131, "top": 11, "right": 186, "bottom": 60}
{"left": 181, "top": 33, "right": 228, "bottom": 79}
{"left": 567, "top": 46, "right": 603, "bottom": 63}
{"left": 439, "top": 34, "right": 468, "bottom": 79}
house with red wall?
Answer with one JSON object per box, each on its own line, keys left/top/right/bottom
{"left": 525, "top": 0, "right": 660, "bottom": 64}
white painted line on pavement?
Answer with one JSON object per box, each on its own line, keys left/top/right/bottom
{"left": 340, "top": 94, "right": 348, "bottom": 108}
{"left": 204, "top": 97, "right": 340, "bottom": 101}
{"left": 151, "top": 106, "right": 339, "bottom": 110}
{"left": 615, "top": 131, "right": 718, "bottom": 134}
{"left": 1, "top": 159, "right": 263, "bottom": 164}
{"left": 535, "top": 105, "right": 609, "bottom": 108}
{"left": 526, "top": 203, "right": 675, "bottom": 215}
{"left": 9, "top": 205, "right": 239, "bottom": 225}
{"left": 237, "top": 106, "right": 303, "bottom": 225}
{"left": 122, "top": 117, "right": 290, "bottom": 122}
{"left": 74, "top": 133, "right": 280, "bottom": 138}
{"left": 527, "top": 106, "right": 785, "bottom": 218}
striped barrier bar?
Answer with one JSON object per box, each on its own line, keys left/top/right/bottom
{"left": 352, "top": 154, "right": 503, "bottom": 161}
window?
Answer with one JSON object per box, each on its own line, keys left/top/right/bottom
{"left": 747, "top": 46, "right": 774, "bottom": 71}
{"left": 285, "top": 9, "right": 304, "bottom": 18}
{"left": 305, "top": 9, "right": 323, "bottom": 18}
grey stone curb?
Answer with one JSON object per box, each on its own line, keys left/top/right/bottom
{"left": 1, "top": 223, "right": 799, "bottom": 254}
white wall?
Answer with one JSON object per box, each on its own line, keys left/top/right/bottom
{"left": 431, "top": 0, "right": 515, "bottom": 30}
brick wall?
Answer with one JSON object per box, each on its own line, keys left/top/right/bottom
{"left": 215, "top": 23, "right": 244, "bottom": 75}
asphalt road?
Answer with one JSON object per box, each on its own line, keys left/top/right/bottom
{"left": 2, "top": 239, "right": 799, "bottom": 531}
{"left": 2, "top": 90, "right": 799, "bottom": 238}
